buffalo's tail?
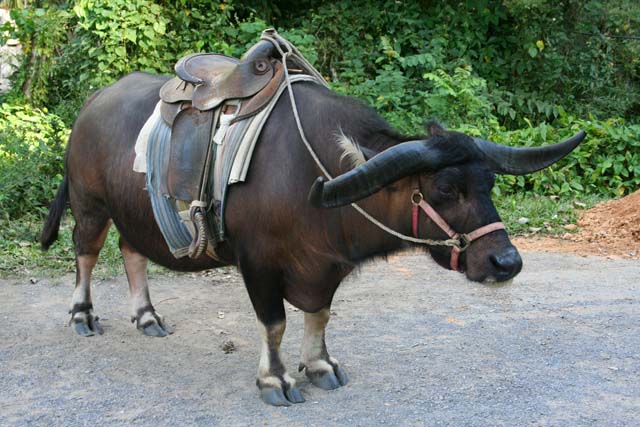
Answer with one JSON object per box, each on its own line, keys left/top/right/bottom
{"left": 40, "top": 175, "right": 69, "bottom": 250}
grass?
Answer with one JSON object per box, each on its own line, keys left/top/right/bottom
{"left": 494, "top": 192, "right": 608, "bottom": 235}
{"left": 0, "top": 214, "right": 169, "bottom": 279}
{"left": 0, "top": 193, "right": 610, "bottom": 279}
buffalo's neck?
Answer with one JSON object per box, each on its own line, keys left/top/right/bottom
{"left": 338, "top": 177, "right": 415, "bottom": 264}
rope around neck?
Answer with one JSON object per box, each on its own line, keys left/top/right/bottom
{"left": 260, "top": 31, "right": 463, "bottom": 249}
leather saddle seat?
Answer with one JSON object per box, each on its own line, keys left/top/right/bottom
{"left": 157, "top": 38, "right": 288, "bottom": 203}
{"left": 159, "top": 39, "right": 285, "bottom": 123}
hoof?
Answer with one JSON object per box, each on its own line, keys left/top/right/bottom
{"left": 70, "top": 307, "right": 103, "bottom": 337}
{"left": 73, "top": 318, "right": 104, "bottom": 337}
{"left": 133, "top": 308, "right": 173, "bottom": 337}
{"left": 285, "top": 386, "right": 305, "bottom": 404}
{"left": 303, "top": 361, "right": 348, "bottom": 390}
{"left": 142, "top": 322, "right": 172, "bottom": 337}
{"left": 260, "top": 385, "right": 305, "bottom": 406}
{"left": 260, "top": 387, "right": 291, "bottom": 406}
{"left": 335, "top": 365, "right": 349, "bottom": 386}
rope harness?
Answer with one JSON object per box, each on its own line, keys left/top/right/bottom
{"left": 261, "top": 31, "right": 506, "bottom": 272}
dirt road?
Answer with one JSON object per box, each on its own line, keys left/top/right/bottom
{"left": 1, "top": 251, "right": 638, "bottom": 426}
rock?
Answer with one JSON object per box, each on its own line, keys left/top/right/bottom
{"left": 562, "top": 233, "right": 573, "bottom": 240}
{"left": 517, "top": 217, "right": 529, "bottom": 224}
{"left": 221, "top": 340, "right": 236, "bottom": 354}
{"left": 564, "top": 224, "right": 578, "bottom": 231}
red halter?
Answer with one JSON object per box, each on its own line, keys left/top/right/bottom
{"left": 411, "top": 190, "right": 505, "bottom": 272}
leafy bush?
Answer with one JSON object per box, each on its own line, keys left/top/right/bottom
{"left": 160, "top": 0, "right": 236, "bottom": 58}
{"left": 295, "top": 0, "right": 640, "bottom": 125}
{"left": 72, "top": 0, "right": 171, "bottom": 88}
{"left": 0, "top": 103, "right": 69, "bottom": 219}
{"left": 421, "top": 65, "right": 497, "bottom": 130}
{"left": 4, "top": 6, "right": 71, "bottom": 106}
{"left": 489, "top": 116, "right": 640, "bottom": 198}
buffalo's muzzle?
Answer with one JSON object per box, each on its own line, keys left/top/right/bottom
{"left": 488, "top": 246, "right": 522, "bottom": 282}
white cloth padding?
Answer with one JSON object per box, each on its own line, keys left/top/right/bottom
{"left": 133, "top": 101, "right": 162, "bottom": 173}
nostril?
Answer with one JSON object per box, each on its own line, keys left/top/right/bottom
{"left": 489, "top": 254, "right": 506, "bottom": 271}
{"left": 490, "top": 250, "right": 523, "bottom": 278}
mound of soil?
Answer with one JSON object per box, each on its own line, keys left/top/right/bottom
{"left": 514, "top": 190, "right": 640, "bottom": 259}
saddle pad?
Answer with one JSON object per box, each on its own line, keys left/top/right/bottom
{"left": 142, "top": 111, "right": 194, "bottom": 258}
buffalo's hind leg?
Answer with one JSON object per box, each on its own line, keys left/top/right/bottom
{"left": 299, "top": 307, "right": 348, "bottom": 390}
{"left": 119, "top": 237, "right": 172, "bottom": 337}
{"left": 69, "top": 211, "right": 111, "bottom": 337}
{"left": 240, "top": 262, "right": 305, "bottom": 406}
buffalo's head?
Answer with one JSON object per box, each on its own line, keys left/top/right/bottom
{"left": 308, "top": 123, "right": 585, "bottom": 285}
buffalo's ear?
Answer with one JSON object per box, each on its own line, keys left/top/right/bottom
{"left": 426, "top": 120, "right": 447, "bottom": 137}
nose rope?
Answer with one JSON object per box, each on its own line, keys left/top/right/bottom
{"left": 411, "top": 190, "right": 505, "bottom": 272}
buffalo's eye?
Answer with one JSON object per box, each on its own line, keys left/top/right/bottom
{"left": 437, "top": 184, "right": 456, "bottom": 198}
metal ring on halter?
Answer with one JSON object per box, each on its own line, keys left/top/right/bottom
{"left": 456, "top": 234, "right": 471, "bottom": 252}
{"left": 411, "top": 191, "right": 423, "bottom": 205}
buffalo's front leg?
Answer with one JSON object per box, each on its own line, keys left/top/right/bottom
{"left": 255, "top": 319, "right": 304, "bottom": 405}
{"left": 241, "top": 263, "right": 304, "bottom": 406}
{"left": 299, "top": 308, "right": 348, "bottom": 390}
{"left": 120, "top": 237, "right": 172, "bottom": 337}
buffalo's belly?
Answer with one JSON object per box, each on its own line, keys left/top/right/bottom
{"left": 107, "top": 178, "right": 228, "bottom": 271}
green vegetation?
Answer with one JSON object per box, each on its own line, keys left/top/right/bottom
{"left": 491, "top": 117, "right": 640, "bottom": 198}
{"left": 494, "top": 193, "right": 608, "bottom": 235}
{"left": 0, "top": 215, "right": 173, "bottom": 278}
{"left": 0, "top": 103, "right": 67, "bottom": 219}
{"left": 0, "top": 0, "right": 638, "bottom": 277}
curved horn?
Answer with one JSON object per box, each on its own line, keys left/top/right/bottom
{"left": 308, "top": 140, "right": 444, "bottom": 208}
{"left": 473, "top": 130, "right": 586, "bottom": 175}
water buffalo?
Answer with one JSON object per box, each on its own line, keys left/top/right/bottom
{"left": 40, "top": 70, "right": 584, "bottom": 406}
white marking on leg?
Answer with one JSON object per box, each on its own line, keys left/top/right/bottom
{"left": 304, "top": 359, "right": 334, "bottom": 373}
{"left": 257, "top": 320, "right": 285, "bottom": 377}
{"left": 300, "top": 308, "right": 347, "bottom": 388}
{"left": 70, "top": 255, "right": 97, "bottom": 318}
{"left": 72, "top": 311, "right": 88, "bottom": 324}
{"left": 137, "top": 311, "right": 157, "bottom": 325}
{"left": 257, "top": 320, "right": 269, "bottom": 378}
{"left": 120, "top": 242, "right": 153, "bottom": 320}
{"left": 301, "top": 308, "right": 330, "bottom": 366}
{"left": 69, "top": 221, "right": 111, "bottom": 325}
{"left": 256, "top": 320, "right": 295, "bottom": 389}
